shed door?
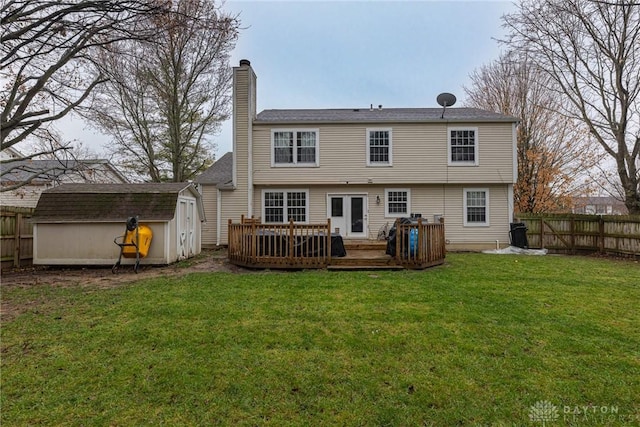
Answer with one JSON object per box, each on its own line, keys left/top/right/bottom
{"left": 178, "top": 199, "right": 196, "bottom": 260}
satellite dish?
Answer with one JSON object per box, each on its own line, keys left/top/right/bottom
{"left": 436, "top": 93, "right": 457, "bottom": 118}
{"left": 437, "top": 93, "right": 457, "bottom": 107}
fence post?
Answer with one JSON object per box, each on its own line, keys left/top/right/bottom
{"left": 570, "top": 216, "right": 575, "bottom": 254}
{"left": 540, "top": 217, "right": 545, "bottom": 249}
{"left": 13, "top": 212, "right": 22, "bottom": 268}
{"left": 598, "top": 216, "right": 605, "bottom": 254}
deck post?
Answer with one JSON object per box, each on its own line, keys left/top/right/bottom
{"left": 327, "top": 218, "right": 332, "bottom": 264}
{"left": 288, "top": 219, "right": 295, "bottom": 264}
{"left": 394, "top": 218, "right": 401, "bottom": 264}
{"left": 251, "top": 219, "right": 257, "bottom": 262}
{"left": 417, "top": 217, "right": 424, "bottom": 266}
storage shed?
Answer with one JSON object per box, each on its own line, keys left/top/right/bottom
{"left": 32, "top": 183, "right": 205, "bottom": 266}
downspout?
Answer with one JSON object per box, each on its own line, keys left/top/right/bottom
{"left": 216, "top": 188, "right": 222, "bottom": 246}
{"left": 511, "top": 121, "right": 518, "bottom": 224}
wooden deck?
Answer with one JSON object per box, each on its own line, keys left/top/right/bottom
{"left": 328, "top": 240, "right": 402, "bottom": 270}
{"left": 228, "top": 218, "right": 446, "bottom": 270}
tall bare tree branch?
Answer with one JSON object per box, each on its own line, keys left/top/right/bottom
{"left": 86, "top": 0, "right": 239, "bottom": 182}
{"left": 502, "top": 0, "right": 640, "bottom": 213}
{"left": 1, "top": 0, "right": 168, "bottom": 189}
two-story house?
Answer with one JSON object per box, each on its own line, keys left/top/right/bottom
{"left": 198, "top": 60, "right": 518, "bottom": 251}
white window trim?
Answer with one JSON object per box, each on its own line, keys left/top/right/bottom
{"left": 463, "top": 188, "right": 490, "bottom": 227}
{"left": 261, "top": 189, "right": 310, "bottom": 224}
{"left": 366, "top": 128, "right": 393, "bottom": 167}
{"left": 384, "top": 188, "right": 411, "bottom": 218}
{"left": 271, "top": 129, "right": 320, "bottom": 167}
{"left": 448, "top": 127, "right": 479, "bottom": 166}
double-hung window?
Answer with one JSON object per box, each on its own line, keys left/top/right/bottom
{"left": 263, "top": 190, "right": 309, "bottom": 223}
{"left": 448, "top": 127, "right": 478, "bottom": 165}
{"left": 385, "top": 189, "right": 410, "bottom": 217}
{"left": 367, "top": 128, "right": 392, "bottom": 166}
{"left": 272, "top": 129, "right": 319, "bottom": 166}
{"left": 464, "top": 188, "right": 489, "bottom": 226}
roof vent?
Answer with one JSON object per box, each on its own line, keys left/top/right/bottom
{"left": 239, "top": 59, "right": 251, "bottom": 66}
{"left": 378, "top": 105, "right": 383, "bottom": 110}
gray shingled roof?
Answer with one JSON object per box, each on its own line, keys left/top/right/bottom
{"left": 194, "top": 152, "right": 233, "bottom": 185}
{"left": 32, "top": 183, "right": 198, "bottom": 222}
{"left": 255, "top": 108, "right": 518, "bottom": 124}
{"left": 0, "top": 159, "right": 127, "bottom": 184}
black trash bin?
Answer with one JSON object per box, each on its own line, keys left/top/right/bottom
{"left": 509, "top": 222, "right": 529, "bottom": 249}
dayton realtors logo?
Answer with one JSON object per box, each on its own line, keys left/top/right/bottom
{"left": 529, "top": 401, "right": 560, "bottom": 425}
{"left": 528, "top": 401, "right": 631, "bottom": 425}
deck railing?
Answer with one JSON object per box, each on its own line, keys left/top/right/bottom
{"left": 228, "top": 216, "right": 446, "bottom": 270}
{"left": 394, "top": 218, "right": 446, "bottom": 269}
{"left": 228, "top": 218, "right": 332, "bottom": 269}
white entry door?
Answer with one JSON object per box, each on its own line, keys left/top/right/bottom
{"left": 328, "top": 194, "right": 367, "bottom": 238}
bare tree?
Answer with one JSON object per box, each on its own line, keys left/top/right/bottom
{"left": 502, "top": 0, "right": 640, "bottom": 214}
{"left": 465, "top": 53, "right": 601, "bottom": 213}
{"left": 0, "top": 0, "right": 165, "bottom": 189}
{"left": 87, "top": 0, "right": 239, "bottom": 182}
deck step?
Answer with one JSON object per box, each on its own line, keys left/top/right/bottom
{"left": 343, "top": 241, "right": 388, "bottom": 251}
{"left": 327, "top": 265, "right": 405, "bottom": 271}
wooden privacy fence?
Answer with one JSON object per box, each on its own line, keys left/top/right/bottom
{"left": 1, "top": 206, "right": 35, "bottom": 269}
{"left": 516, "top": 213, "right": 640, "bottom": 256}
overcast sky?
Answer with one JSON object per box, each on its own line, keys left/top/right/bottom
{"left": 56, "top": 0, "right": 515, "bottom": 159}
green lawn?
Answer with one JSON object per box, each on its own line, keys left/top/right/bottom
{"left": 2, "top": 254, "right": 639, "bottom": 426}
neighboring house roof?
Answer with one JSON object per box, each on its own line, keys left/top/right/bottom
{"left": 32, "top": 183, "right": 202, "bottom": 223}
{"left": 0, "top": 159, "right": 128, "bottom": 185}
{"left": 194, "top": 152, "right": 233, "bottom": 187}
{"left": 0, "top": 146, "right": 25, "bottom": 160}
{"left": 255, "top": 108, "right": 519, "bottom": 124}
{"left": 572, "top": 196, "right": 628, "bottom": 214}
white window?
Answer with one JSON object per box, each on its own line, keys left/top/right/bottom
{"left": 366, "top": 128, "right": 392, "bottom": 166}
{"left": 464, "top": 188, "right": 489, "bottom": 226}
{"left": 271, "top": 129, "right": 319, "bottom": 166}
{"left": 385, "top": 189, "right": 410, "bottom": 217}
{"left": 262, "top": 190, "right": 309, "bottom": 223}
{"left": 448, "top": 127, "right": 478, "bottom": 166}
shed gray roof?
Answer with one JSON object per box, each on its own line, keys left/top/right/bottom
{"left": 32, "top": 183, "right": 199, "bottom": 223}
{"left": 255, "top": 108, "right": 518, "bottom": 124}
{"left": 194, "top": 152, "right": 233, "bottom": 185}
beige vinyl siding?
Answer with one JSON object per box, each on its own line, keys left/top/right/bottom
{"left": 252, "top": 122, "right": 514, "bottom": 186}
{"left": 34, "top": 222, "right": 169, "bottom": 265}
{"left": 445, "top": 124, "right": 515, "bottom": 184}
{"left": 443, "top": 184, "right": 511, "bottom": 249}
{"left": 233, "top": 67, "right": 250, "bottom": 194}
{"left": 250, "top": 184, "right": 511, "bottom": 250}
{"left": 0, "top": 184, "right": 48, "bottom": 208}
{"left": 200, "top": 184, "right": 217, "bottom": 247}
{"left": 218, "top": 189, "right": 250, "bottom": 245}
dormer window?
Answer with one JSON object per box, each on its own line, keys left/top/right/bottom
{"left": 272, "top": 129, "right": 319, "bottom": 167}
